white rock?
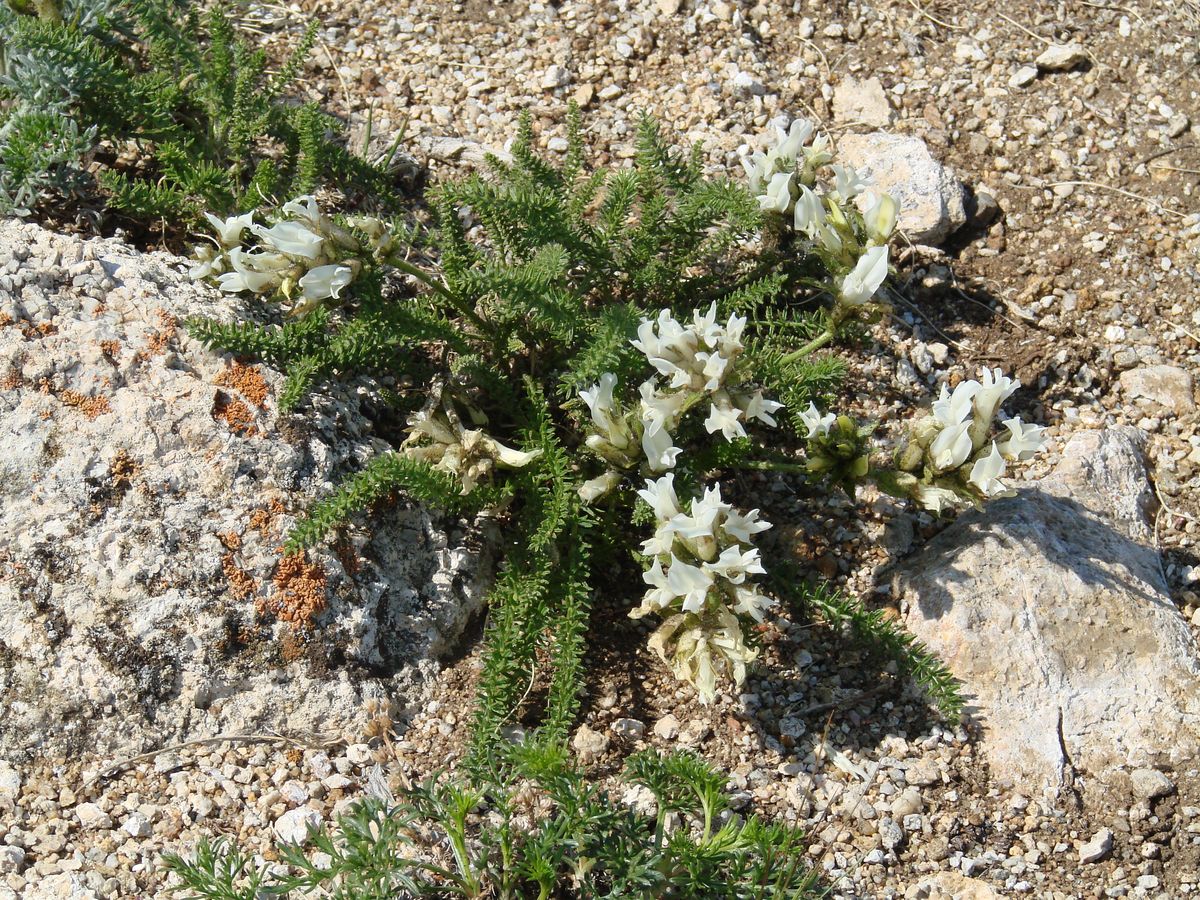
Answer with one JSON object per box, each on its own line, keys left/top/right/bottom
{"left": 345, "top": 744, "right": 374, "bottom": 766}
{"left": 731, "top": 71, "right": 765, "bottom": 96}
{"left": 540, "top": 64, "right": 570, "bottom": 90}
{"left": 122, "top": 812, "right": 152, "bottom": 838}
{"left": 890, "top": 787, "right": 924, "bottom": 817}
{"left": 653, "top": 714, "right": 680, "bottom": 740}
{"left": 1036, "top": 43, "right": 1088, "bottom": 71}
{"left": 75, "top": 802, "right": 112, "bottom": 830}
{"left": 611, "top": 717, "right": 646, "bottom": 739}
{"left": 1119, "top": 365, "right": 1195, "bottom": 415}
{"left": 894, "top": 428, "right": 1200, "bottom": 807}
{"left": 837, "top": 132, "right": 967, "bottom": 244}
{"left": 572, "top": 724, "right": 610, "bottom": 762}
{"left": 0, "top": 846, "right": 24, "bottom": 873}
{"left": 275, "top": 807, "right": 322, "bottom": 845}
{"left": 1130, "top": 768, "right": 1174, "bottom": 801}
{"left": 1009, "top": 66, "right": 1038, "bottom": 88}
{"left": 0, "top": 221, "right": 494, "bottom": 759}
{"left": 657, "top": 0, "right": 682, "bottom": 13}
{"left": 1079, "top": 828, "right": 1113, "bottom": 863}
{"left": 0, "top": 762, "right": 20, "bottom": 809}
{"left": 832, "top": 76, "right": 893, "bottom": 128}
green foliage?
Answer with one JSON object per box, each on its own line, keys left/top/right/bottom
{"left": 775, "top": 574, "right": 964, "bottom": 720}
{"left": 164, "top": 742, "right": 821, "bottom": 899}
{"left": 163, "top": 103, "right": 989, "bottom": 900}
{"left": 0, "top": 0, "right": 399, "bottom": 222}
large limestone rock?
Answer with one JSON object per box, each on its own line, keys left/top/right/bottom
{"left": 0, "top": 221, "right": 492, "bottom": 763}
{"left": 892, "top": 428, "right": 1200, "bottom": 807}
{"left": 838, "top": 132, "right": 967, "bottom": 245}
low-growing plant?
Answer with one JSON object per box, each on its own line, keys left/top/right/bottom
{"left": 164, "top": 740, "right": 821, "bottom": 899}
{"left": 188, "top": 108, "right": 1041, "bottom": 724}
{"left": 0, "top": 0, "right": 401, "bottom": 223}
{"left": 169, "top": 107, "right": 1045, "bottom": 895}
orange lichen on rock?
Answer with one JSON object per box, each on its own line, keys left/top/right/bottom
{"left": 99, "top": 340, "right": 120, "bottom": 360}
{"left": 145, "top": 309, "right": 179, "bottom": 355}
{"left": 60, "top": 390, "right": 111, "bottom": 419}
{"left": 0, "top": 370, "right": 22, "bottom": 390}
{"left": 262, "top": 552, "right": 328, "bottom": 630}
{"left": 222, "top": 553, "right": 257, "bottom": 600}
{"left": 216, "top": 530, "right": 242, "bottom": 551}
{"left": 19, "top": 321, "right": 57, "bottom": 340}
{"left": 215, "top": 361, "right": 269, "bottom": 408}
{"left": 211, "top": 391, "right": 258, "bottom": 436}
{"left": 249, "top": 498, "right": 287, "bottom": 534}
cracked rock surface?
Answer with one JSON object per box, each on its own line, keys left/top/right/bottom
{"left": 893, "top": 427, "right": 1200, "bottom": 807}
{"left": 0, "top": 220, "right": 491, "bottom": 763}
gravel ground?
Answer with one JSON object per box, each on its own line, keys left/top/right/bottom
{"left": 6, "top": 0, "right": 1200, "bottom": 897}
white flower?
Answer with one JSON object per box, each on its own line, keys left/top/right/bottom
{"left": 741, "top": 151, "right": 769, "bottom": 194}
{"left": 703, "top": 546, "right": 765, "bottom": 585}
{"left": 695, "top": 351, "right": 730, "bottom": 391}
{"left": 189, "top": 244, "right": 225, "bottom": 280}
{"left": 666, "top": 555, "right": 713, "bottom": 613}
{"left": 722, "top": 507, "right": 771, "bottom": 544}
{"left": 997, "top": 417, "right": 1045, "bottom": 461}
{"left": 282, "top": 195, "right": 323, "bottom": 227}
{"left": 831, "top": 164, "right": 867, "bottom": 201}
{"left": 578, "top": 470, "right": 622, "bottom": 504}
{"left": 740, "top": 390, "right": 784, "bottom": 427}
{"left": 642, "top": 424, "right": 682, "bottom": 472}
{"left": 968, "top": 442, "right": 1008, "bottom": 496}
{"left": 670, "top": 485, "right": 732, "bottom": 559}
{"left": 721, "top": 312, "right": 747, "bottom": 357}
{"left": 692, "top": 302, "right": 722, "bottom": 343}
{"left": 638, "top": 474, "right": 682, "bottom": 522}
{"left": 638, "top": 379, "right": 687, "bottom": 435}
{"left": 913, "top": 483, "right": 961, "bottom": 514}
{"left": 932, "top": 380, "right": 981, "bottom": 427}
{"left": 759, "top": 171, "right": 794, "bottom": 214}
{"left": 704, "top": 402, "right": 746, "bottom": 441}
{"left": 639, "top": 562, "right": 675, "bottom": 615}
{"left": 972, "top": 368, "right": 1020, "bottom": 427}
{"left": 204, "top": 211, "right": 256, "bottom": 248}
{"left": 732, "top": 585, "right": 776, "bottom": 622}
{"left": 299, "top": 264, "right": 354, "bottom": 302}
{"left": 814, "top": 221, "right": 844, "bottom": 254}
{"left": 252, "top": 221, "right": 325, "bottom": 259}
{"left": 216, "top": 247, "right": 289, "bottom": 293}
{"left": 838, "top": 245, "right": 889, "bottom": 306}
{"left": 930, "top": 419, "right": 973, "bottom": 471}
{"left": 798, "top": 401, "right": 836, "bottom": 438}
{"left": 863, "top": 192, "right": 899, "bottom": 245}
{"left": 773, "top": 118, "right": 814, "bottom": 165}
{"left": 580, "top": 372, "right": 633, "bottom": 448}
{"left": 488, "top": 438, "right": 543, "bottom": 469}
{"left": 793, "top": 184, "right": 826, "bottom": 235}
{"left": 641, "top": 523, "right": 678, "bottom": 557}
{"left": 803, "top": 133, "right": 834, "bottom": 171}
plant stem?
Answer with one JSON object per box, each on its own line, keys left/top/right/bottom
{"left": 780, "top": 324, "right": 836, "bottom": 364}
{"left": 731, "top": 459, "right": 809, "bottom": 474}
{"left": 390, "top": 257, "right": 489, "bottom": 332}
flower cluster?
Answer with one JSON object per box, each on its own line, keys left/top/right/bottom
{"left": 402, "top": 390, "right": 542, "bottom": 494}
{"left": 576, "top": 304, "right": 783, "bottom": 503}
{"left": 798, "top": 403, "right": 873, "bottom": 492}
{"left": 742, "top": 120, "right": 898, "bottom": 314}
{"left": 889, "top": 368, "right": 1046, "bottom": 512}
{"left": 633, "top": 475, "right": 774, "bottom": 703}
{"left": 191, "top": 196, "right": 399, "bottom": 315}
